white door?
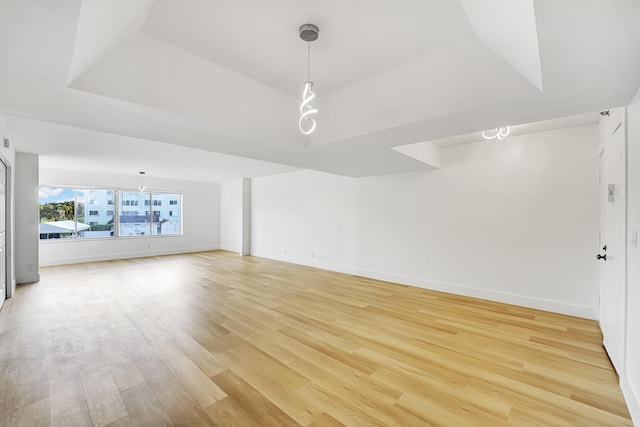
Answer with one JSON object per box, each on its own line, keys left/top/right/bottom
{"left": 0, "top": 160, "right": 6, "bottom": 311}
{"left": 598, "top": 112, "right": 627, "bottom": 375}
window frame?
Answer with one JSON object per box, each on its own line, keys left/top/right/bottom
{"left": 39, "top": 185, "right": 183, "bottom": 242}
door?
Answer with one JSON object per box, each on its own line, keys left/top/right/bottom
{"left": 0, "top": 160, "right": 6, "bottom": 311}
{"left": 598, "top": 113, "right": 626, "bottom": 375}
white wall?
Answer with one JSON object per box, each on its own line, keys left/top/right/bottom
{"left": 623, "top": 92, "right": 640, "bottom": 423}
{"left": 0, "top": 117, "right": 16, "bottom": 298}
{"left": 220, "top": 179, "right": 242, "bottom": 253}
{"left": 39, "top": 168, "right": 220, "bottom": 266}
{"left": 15, "top": 153, "right": 39, "bottom": 283}
{"left": 252, "top": 125, "right": 599, "bottom": 318}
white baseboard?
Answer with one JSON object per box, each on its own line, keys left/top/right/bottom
{"left": 621, "top": 376, "right": 640, "bottom": 426}
{"left": 251, "top": 250, "right": 597, "bottom": 320}
{"left": 39, "top": 245, "right": 220, "bottom": 267}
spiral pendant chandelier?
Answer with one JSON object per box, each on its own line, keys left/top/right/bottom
{"left": 298, "top": 24, "right": 319, "bottom": 135}
{"left": 137, "top": 171, "right": 147, "bottom": 192}
{"left": 482, "top": 126, "right": 510, "bottom": 140}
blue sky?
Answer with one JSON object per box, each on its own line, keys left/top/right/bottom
{"left": 38, "top": 187, "right": 74, "bottom": 204}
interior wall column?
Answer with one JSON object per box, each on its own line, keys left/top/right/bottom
{"left": 240, "top": 178, "right": 251, "bottom": 256}
{"left": 15, "top": 152, "right": 39, "bottom": 284}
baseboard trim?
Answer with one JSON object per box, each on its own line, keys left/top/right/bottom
{"left": 39, "top": 246, "right": 221, "bottom": 267}
{"left": 621, "top": 375, "right": 640, "bottom": 426}
{"left": 251, "top": 251, "right": 597, "bottom": 319}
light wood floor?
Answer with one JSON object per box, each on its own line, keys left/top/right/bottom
{"left": 0, "top": 251, "right": 632, "bottom": 426}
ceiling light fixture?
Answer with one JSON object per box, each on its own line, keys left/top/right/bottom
{"left": 482, "top": 126, "right": 510, "bottom": 140}
{"left": 298, "top": 23, "right": 319, "bottom": 135}
{"left": 138, "top": 171, "right": 147, "bottom": 192}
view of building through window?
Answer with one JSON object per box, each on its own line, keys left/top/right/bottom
{"left": 39, "top": 186, "right": 182, "bottom": 240}
{"left": 77, "top": 189, "right": 115, "bottom": 239}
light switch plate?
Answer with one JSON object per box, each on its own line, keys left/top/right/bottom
{"left": 608, "top": 184, "right": 615, "bottom": 202}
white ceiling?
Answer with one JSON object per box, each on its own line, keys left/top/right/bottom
{"left": 3, "top": 115, "right": 298, "bottom": 183}
{"left": 0, "top": 0, "right": 639, "bottom": 181}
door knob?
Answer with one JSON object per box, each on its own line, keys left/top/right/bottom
{"left": 597, "top": 254, "right": 607, "bottom": 261}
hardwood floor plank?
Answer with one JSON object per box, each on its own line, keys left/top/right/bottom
{"left": 216, "top": 339, "right": 322, "bottom": 425}
{"left": 205, "top": 396, "right": 261, "bottom": 427}
{"left": 49, "top": 373, "right": 93, "bottom": 427}
{"left": 154, "top": 340, "right": 227, "bottom": 408}
{"left": 120, "top": 382, "right": 174, "bottom": 426}
{"left": 307, "top": 412, "right": 346, "bottom": 427}
{"left": 11, "top": 397, "right": 50, "bottom": 427}
{"left": 82, "top": 372, "right": 129, "bottom": 427}
{"left": 137, "top": 358, "right": 215, "bottom": 426}
{"left": 295, "top": 383, "right": 387, "bottom": 427}
{"left": 212, "top": 369, "right": 301, "bottom": 426}
{"left": 0, "top": 326, "right": 21, "bottom": 362}
{"left": 0, "top": 251, "right": 631, "bottom": 426}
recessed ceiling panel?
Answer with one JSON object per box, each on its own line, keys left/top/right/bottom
{"left": 2, "top": 0, "right": 640, "bottom": 179}
{"left": 143, "top": 0, "right": 474, "bottom": 95}
{"left": 67, "top": 0, "right": 154, "bottom": 84}
{"left": 460, "top": 0, "right": 543, "bottom": 92}
{"left": 314, "top": 38, "right": 539, "bottom": 144}
{"left": 70, "top": 33, "right": 303, "bottom": 146}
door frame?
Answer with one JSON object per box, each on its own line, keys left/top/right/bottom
{"left": 598, "top": 109, "right": 628, "bottom": 375}
{"left": 0, "top": 152, "right": 12, "bottom": 305}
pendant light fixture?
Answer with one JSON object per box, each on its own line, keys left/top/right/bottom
{"left": 138, "top": 171, "right": 147, "bottom": 192}
{"left": 482, "top": 126, "right": 510, "bottom": 140}
{"left": 299, "top": 23, "right": 319, "bottom": 135}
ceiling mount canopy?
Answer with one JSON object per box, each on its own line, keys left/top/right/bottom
{"left": 298, "top": 23, "right": 319, "bottom": 136}
{"left": 299, "top": 23, "right": 319, "bottom": 42}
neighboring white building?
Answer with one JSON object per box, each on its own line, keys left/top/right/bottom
{"left": 80, "top": 190, "right": 181, "bottom": 236}
{"left": 82, "top": 189, "right": 115, "bottom": 228}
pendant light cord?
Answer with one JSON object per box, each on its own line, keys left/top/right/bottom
{"left": 307, "top": 41, "right": 311, "bottom": 81}
{"left": 298, "top": 23, "right": 318, "bottom": 135}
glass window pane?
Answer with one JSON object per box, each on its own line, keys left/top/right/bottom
{"left": 39, "top": 187, "right": 76, "bottom": 240}
{"left": 151, "top": 193, "right": 181, "bottom": 235}
{"left": 119, "top": 191, "right": 151, "bottom": 236}
{"left": 77, "top": 189, "right": 115, "bottom": 239}
{"left": 39, "top": 187, "right": 182, "bottom": 240}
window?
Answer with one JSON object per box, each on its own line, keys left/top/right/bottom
{"left": 119, "top": 191, "right": 150, "bottom": 236}
{"left": 39, "top": 188, "right": 115, "bottom": 240}
{"left": 39, "top": 186, "right": 181, "bottom": 240}
{"left": 76, "top": 190, "right": 115, "bottom": 239}
{"left": 39, "top": 187, "right": 75, "bottom": 239}
{"left": 150, "top": 193, "right": 181, "bottom": 235}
